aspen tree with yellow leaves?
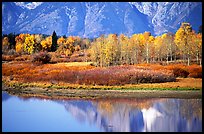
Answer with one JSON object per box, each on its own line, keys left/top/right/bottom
{"left": 143, "top": 32, "right": 152, "bottom": 63}
{"left": 119, "top": 34, "right": 129, "bottom": 64}
{"left": 154, "top": 36, "right": 163, "bottom": 62}
{"left": 175, "top": 22, "right": 193, "bottom": 65}
{"left": 192, "top": 32, "right": 202, "bottom": 65}
{"left": 161, "top": 32, "right": 176, "bottom": 64}
{"left": 24, "top": 34, "right": 35, "bottom": 54}
{"left": 41, "top": 36, "right": 52, "bottom": 51}
{"left": 56, "top": 36, "right": 75, "bottom": 57}
{"left": 15, "top": 34, "right": 28, "bottom": 54}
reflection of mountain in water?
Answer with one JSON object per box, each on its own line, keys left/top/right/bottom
{"left": 60, "top": 99, "right": 202, "bottom": 132}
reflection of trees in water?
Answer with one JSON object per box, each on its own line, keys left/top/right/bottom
{"left": 147, "top": 99, "right": 202, "bottom": 132}
{"left": 5, "top": 91, "right": 200, "bottom": 132}
{"left": 62, "top": 98, "right": 202, "bottom": 132}
{"left": 179, "top": 99, "right": 202, "bottom": 120}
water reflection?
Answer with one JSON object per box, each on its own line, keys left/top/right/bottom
{"left": 2, "top": 92, "right": 202, "bottom": 132}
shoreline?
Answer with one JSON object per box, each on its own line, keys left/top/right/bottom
{"left": 2, "top": 82, "right": 202, "bottom": 100}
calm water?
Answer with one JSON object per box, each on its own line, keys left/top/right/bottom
{"left": 2, "top": 91, "right": 202, "bottom": 132}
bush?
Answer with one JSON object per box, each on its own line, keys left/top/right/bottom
{"left": 173, "top": 67, "right": 189, "bottom": 78}
{"left": 186, "top": 65, "right": 202, "bottom": 78}
{"left": 14, "top": 55, "right": 30, "bottom": 61}
{"left": 32, "top": 51, "right": 51, "bottom": 64}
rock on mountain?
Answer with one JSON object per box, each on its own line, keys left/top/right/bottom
{"left": 129, "top": 2, "right": 202, "bottom": 35}
{"left": 2, "top": 2, "right": 202, "bottom": 38}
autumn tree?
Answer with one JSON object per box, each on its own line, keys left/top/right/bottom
{"left": 192, "top": 32, "right": 202, "bottom": 65}
{"left": 57, "top": 36, "right": 65, "bottom": 46}
{"left": 104, "top": 34, "right": 118, "bottom": 66}
{"left": 129, "top": 34, "right": 145, "bottom": 64}
{"left": 56, "top": 36, "right": 75, "bottom": 57}
{"left": 41, "top": 36, "right": 52, "bottom": 51}
{"left": 97, "top": 35, "right": 106, "bottom": 67}
{"left": 175, "top": 22, "right": 193, "bottom": 65}
{"left": 24, "top": 34, "right": 35, "bottom": 54}
{"left": 74, "top": 45, "right": 81, "bottom": 51}
{"left": 119, "top": 34, "right": 129, "bottom": 64}
{"left": 33, "top": 34, "right": 43, "bottom": 52}
{"left": 15, "top": 34, "right": 26, "bottom": 54}
{"left": 81, "top": 38, "right": 91, "bottom": 49}
{"left": 161, "top": 32, "right": 176, "bottom": 64}
{"left": 148, "top": 36, "right": 155, "bottom": 63}
{"left": 143, "top": 32, "right": 154, "bottom": 63}
{"left": 2, "top": 37, "right": 10, "bottom": 53}
{"left": 154, "top": 36, "right": 163, "bottom": 62}
{"left": 89, "top": 35, "right": 106, "bottom": 67}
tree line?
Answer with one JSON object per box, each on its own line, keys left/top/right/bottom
{"left": 2, "top": 31, "right": 91, "bottom": 57}
{"left": 2, "top": 23, "right": 202, "bottom": 66}
{"left": 89, "top": 23, "right": 202, "bottom": 66}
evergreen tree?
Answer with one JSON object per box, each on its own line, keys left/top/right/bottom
{"left": 51, "top": 31, "right": 58, "bottom": 52}
{"left": 198, "top": 25, "right": 202, "bottom": 34}
{"left": 7, "top": 33, "right": 16, "bottom": 49}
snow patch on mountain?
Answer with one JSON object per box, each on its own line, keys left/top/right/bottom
{"left": 129, "top": 2, "right": 201, "bottom": 35}
{"left": 124, "top": 8, "right": 134, "bottom": 36}
{"left": 14, "top": 2, "right": 43, "bottom": 10}
{"left": 19, "top": 10, "right": 63, "bottom": 35}
{"left": 2, "top": 2, "right": 202, "bottom": 37}
{"left": 67, "top": 8, "right": 78, "bottom": 35}
{"left": 84, "top": 3, "right": 106, "bottom": 37}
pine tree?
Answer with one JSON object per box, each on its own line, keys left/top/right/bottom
{"left": 51, "top": 31, "right": 58, "bottom": 52}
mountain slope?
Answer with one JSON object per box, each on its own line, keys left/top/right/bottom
{"left": 2, "top": 2, "right": 202, "bottom": 37}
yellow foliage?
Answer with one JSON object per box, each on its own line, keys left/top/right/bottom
{"left": 67, "top": 36, "right": 75, "bottom": 44}
{"left": 41, "top": 36, "right": 52, "bottom": 51}
{"left": 24, "top": 34, "right": 35, "bottom": 54}
{"left": 57, "top": 37, "right": 65, "bottom": 46}
{"left": 74, "top": 45, "right": 81, "bottom": 51}
{"left": 15, "top": 43, "right": 24, "bottom": 53}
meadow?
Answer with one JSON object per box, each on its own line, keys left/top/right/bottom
{"left": 2, "top": 54, "right": 202, "bottom": 89}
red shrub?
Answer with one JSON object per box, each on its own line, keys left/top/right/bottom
{"left": 173, "top": 67, "right": 189, "bottom": 78}
{"left": 3, "top": 62, "right": 177, "bottom": 86}
{"left": 32, "top": 51, "right": 51, "bottom": 64}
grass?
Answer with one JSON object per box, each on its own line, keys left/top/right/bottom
{"left": 2, "top": 80, "right": 202, "bottom": 100}
{"left": 2, "top": 77, "right": 202, "bottom": 91}
{"left": 56, "top": 62, "right": 94, "bottom": 67}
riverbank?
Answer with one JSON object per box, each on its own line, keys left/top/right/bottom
{"left": 2, "top": 77, "right": 202, "bottom": 100}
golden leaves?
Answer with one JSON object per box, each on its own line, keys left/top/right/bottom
{"left": 24, "top": 34, "right": 35, "bottom": 54}
{"left": 41, "top": 36, "right": 52, "bottom": 51}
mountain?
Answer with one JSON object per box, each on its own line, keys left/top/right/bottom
{"left": 2, "top": 2, "right": 202, "bottom": 38}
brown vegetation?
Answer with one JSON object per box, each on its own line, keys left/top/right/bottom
{"left": 2, "top": 61, "right": 202, "bottom": 87}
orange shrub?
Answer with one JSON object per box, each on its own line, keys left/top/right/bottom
{"left": 186, "top": 64, "right": 202, "bottom": 78}
{"left": 3, "top": 61, "right": 202, "bottom": 86}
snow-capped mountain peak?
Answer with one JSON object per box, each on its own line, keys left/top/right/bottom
{"left": 14, "top": 2, "right": 43, "bottom": 10}
{"left": 2, "top": 2, "right": 202, "bottom": 37}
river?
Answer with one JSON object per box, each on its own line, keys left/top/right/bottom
{"left": 2, "top": 91, "right": 202, "bottom": 132}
